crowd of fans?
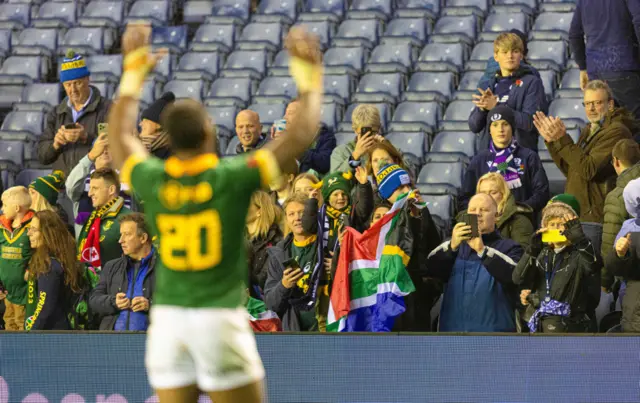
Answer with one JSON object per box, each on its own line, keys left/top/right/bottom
{"left": 2, "top": 2, "right": 640, "bottom": 334}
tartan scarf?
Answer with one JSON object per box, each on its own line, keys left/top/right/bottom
{"left": 489, "top": 139, "right": 522, "bottom": 190}
{"left": 79, "top": 197, "right": 120, "bottom": 270}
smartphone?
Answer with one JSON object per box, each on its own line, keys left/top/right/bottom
{"left": 65, "top": 123, "right": 78, "bottom": 129}
{"left": 283, "top": 258, "right": 300, "bottom": 270}
{"left": 542, "top": 229, "right": 567, "bottom": 243}
{"left": 98, "top": 123, "right": 108, "bottom": 134}
{"left": 339, "top": 213, "right": 351, "bottom": 228}
{"left": 460, "top": 213, "right": 479, "bottom": 238}
{"left": 360, "top": 127, "right": 373, "bottom": 136}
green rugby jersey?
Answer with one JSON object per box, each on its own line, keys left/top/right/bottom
{"left": 121, "top": 151, "right": 280, "bottom": 308}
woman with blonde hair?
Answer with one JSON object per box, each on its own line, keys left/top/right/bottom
{"left": 476, "top": 172, "right": 534, "bottom": 247}
{"left": 29, "top": 171, "right": 74, "bottom": 234}
{"left": 246, "top": 190, "right": 283, "bottom": 295}
{"left": 292, "top": 172, "right": 323, "bottom": 203}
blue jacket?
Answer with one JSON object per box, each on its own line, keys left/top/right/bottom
{"left": 299, "top": 123, "right": 337, "bottom": 175}
{"left": 569, "top": 0, "right": 640, "bottom": 76}
{"left": 459, "top": 143, "right": 550, "bottom": 213}
{"left": 114, "top": 249, "right": 154, "bottom": 331}
{"left": 468, "top": 65, "right": 547, "bottom": 151}
{"left": 427, "top": 231, "right": 523, "bottom": 332}
{"left": 477, "top": 57, "right": 541, "bottom": 92}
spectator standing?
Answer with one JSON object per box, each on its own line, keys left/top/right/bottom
{"left": 0, "top": 187, "right": 34, "bottom": 330}
{"left": 569, "top": 0, "right": 640, "bottom": 119}
{"left": 535, "top": 80, "right": 633, "bottom": 223}
{"left": 514, "top": 195, "right": 598, "bottom": 333}
{"left": 369, "top": 200, "right": 392, "bottom": 227}
{"left": 427, "top": 193, "right": 523, "bottom": 332}
{"left": 246, "top": 191, "right": 283, "bottom": 295}
{"left": 469, "top": 33, "right": 546, "bottom": 151}
{"left": 77, "top": 168, "right": 131, "bottom": 273}
{"left": 139, "top": 92, "right": 175, "bottom": 160}
{"left": 89, "top": 213, "right": 155, "bottom": 331}
{"left": 330, "top": 104, "right": 385, "bottom": 172}
{"left": 270, "top": 159, "right": 298, "bottom": 207}
{"left": 24, "top": 210, "right": 84, "bottom": 330}
{"left": 461, "top": 105, "right": 549, "bottom": 213}
{"left": 233, "top": 110, "right": 266, "bottom": 154}
{"left": 37, "top": 50, "right": 111, "bottom": 175}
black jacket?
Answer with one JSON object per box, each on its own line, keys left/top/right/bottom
{"left": 247, "top": 224, "right": 283, "bottom": 294}
{"left": 604, "top": 232, "right": 640, "bottom": 332}
{"left": 29, "top": 259, "right": 75, "bottom": 331}
{"left": 299, "top": 123, "right": 337, "bottom": 175}
{"left": 88, "top": 254, "right": 156, "bottom": 331}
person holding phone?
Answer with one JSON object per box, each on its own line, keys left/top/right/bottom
{"left": 513, "top": 194, "right": 600, "bottom": 333}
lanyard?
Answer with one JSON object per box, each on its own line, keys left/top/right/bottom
{"left": 544, "top": 252, "right": 564, "bottom": 302}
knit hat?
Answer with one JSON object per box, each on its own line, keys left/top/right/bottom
{"left": 376, "top": 163, "right": 411, "bottom": 200}
{"left": 487, "top": 105, "right": 516, "bottom": 133}
{"left": 542, "top": 193, "right": 581, "bottom": 225}
{"left": 315, "top": 171, "right": 353, "bottom": 202}
{"left": 623, "top": 177, "right": 640, "bottom": 218}
{"left": 60, "top": 50, "right": 90, "bottom": 83}
{"left": 29, "top": 170, "right": 65, "bottom": 206}
{"left": 141, "top": 92, "right": 176, "bottom": 124}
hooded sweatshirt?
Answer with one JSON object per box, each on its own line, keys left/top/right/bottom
{"left": 0, "top": 211, "right": 34, "bottom": 305}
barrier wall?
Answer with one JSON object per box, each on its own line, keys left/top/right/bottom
{"left": 0, "top": 333, "right": 639, "bottom": 403}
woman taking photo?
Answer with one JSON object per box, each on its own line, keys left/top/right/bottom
{"left": 24, "top": 210, "right": 84, "bottom": 330}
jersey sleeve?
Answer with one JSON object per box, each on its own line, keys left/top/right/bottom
{"left": 222, "top": 149, "right": 282, "bottom": 193}
{"left": 119, "top": 154, "right": 165, "bottom": 201}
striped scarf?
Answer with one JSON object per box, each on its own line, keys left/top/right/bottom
{"left": 489, "top": 140, "right": 522, "bottom": 190}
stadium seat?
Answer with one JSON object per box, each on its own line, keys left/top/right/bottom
{"left": 543, "top": 161, "right": 566, "bottom": 196}
{"left": 299, "top": 0, "right": 347, "bottom": 23}
{"left": 0, "top": 139, "right": 24, "bottom": 168}
{"left": 0, "top": 30, "right": 11, "bottom": 58}
{"left": 548, "top": 98, "right": 587, "bottom": 128}
{"left": 348, "top": 0, "right": 394, "bottom": 22}
{"left": 494, "top": 0, "right": 537, "bottom": 12}
{"left": 125, "top": 0, "right": 171, "bottom": 26}
{"left": 440, "top": 99, "right": 475, "bottom": 131}
{"left": 334, "top": 131, "right": 353, "bottom": 147}
{"left": 139, "top": 78, "right": 161, "bottom": 109}
{"left": 206, "top": 0, "right": 250, "bottom": 25}
{"left": 365, "top": 43, "right": 414, "bottom": 75}
{"left": 430, "top": 131, "right": 477, "bottom": 159}
{"left": 11, "top": 28, "right": 58, "bottom": 57}
{"left": 86, "top": 54, "right": 121, "bottom": 84}
{"left": 479, "top": 12, "right": 528, "bottom": 42}
{"left": 254, "top": 76, "right": 297, "bottom": 103}
{"left": 332, "top": 19, "right": 382, "bottom": 49}
{"left": 431, "top": 15, "right": 477, "bottom": 45}
{"left": 466, "top": 41, "right": 493, "bottom": 71}
{"left": 421, "top": 193, "right": 454, "bottom": 230}
{"left": 183, "top": 1, "right": 214, "bottom": 26}
{"left": 32, "top": 1, "right": 76, "bottom": 29}
{"left": 59, "top": 27, "right": 111, "bottom": 56}
{"left": 0, "top": 111, "right": 44, "bottom": 138}
{"left": 173, "top": 51, "right": 221, "bottom": 82}
{"left": 0, "top": 56, "right": 46, "bottom": 84}
{"left": 236, "top": 22, "right": 283, "bottom": 53}
{"left": 221, "top": 50, "right": 269, "bottom": 80}
{"left": 292, "top": 21, "right": 333, "bottom": 51}
{"left": 539, "top": 0, "right": 576, "bottom": 13}
{"left": 352, "top": 72, "right": 404, "bottom": 104}
{"left": 16, "top": 168, "right": 51, "bottom": 187}
{"left": 248, "top": 102, "right": 286, "bottom": 131}
{"left": 323, "top": 46, "right": 367, "bottom": 77}
{"left": 163, "top": 79, "right": 206, "bottom": 101}
{"left": 417, "top": 161, "right": 464, "bottom": 194}
{"left": 320, "top": 102, "right": 341, "bottom": 132}
{"left": 531, "top": 12, "right": 573, "bottom": 41}
{"left": 0, "top": 84, "right": 25, "bottom": 110}
{"left": 0, "top": 4, "right": 31, "bottom": 30}
{"left": 205, "top": 77, "right": 255, "bottom": 108}
{"left": 395, "top": 0, "right": 439, "bottom": 22}
{"left": 189, "top": 24, "right": 237, "bottom": 54}
{"left": 456, "top": 70, "right": 485, "bottom": 99}
{"left": 537, "top": 133, "right": 581, "bottom": 154}
{"left": 556, "top": 68, "right": 582, "bottom": 98}
{"left": 342, "top": 102, "right": 390, "bottom": 132}
{"left": 385, "top": 131, "right": 429, "bottom": 162}
{"left": 538, "top": 69, "right": 557, "bottom": 101}
{"left": 91, "top": 81, "right": 115, "bottom": 99}
{"left": 206, "top": 104, "right": 239, "bottom": 136}
{"left": 324, "top": 74, "right": 354, "bottom": 105}
{"left": 526, "top": 40, "right": 567, "bottom": 71}
{"left": 14, "top": 83, "right": 60, "bottom": 112}
{"left": 381, "top": 18, "right": 428, "bottom": 48}
{"left": 402, "top": 71, "right": 455, "bottom": 104}
{"left": 152, "top": 26, "right": 188, "bottom": 55}
{"left": 416, "top": 43, "right": 466, "bottom": 74}
{"left": 149, "top": 53, "right": 172, "bottom": 82}
{"left": 80, "top": 1, "right": 124, "bottom": 29}
{"left": 225, "top": 136, "right": 241, "bottom": 154}
{"left": 268, "top": 49, "right": 290, "bottom": 77}
{"left": 253, "top": 0, "right": 298, "bottom": 24}
{"left": 389, "top": 101, "right": 441, "bottom": 134}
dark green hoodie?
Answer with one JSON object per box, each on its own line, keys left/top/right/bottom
{"left": 0, "top": 210, "right": 34, "bottom": 305}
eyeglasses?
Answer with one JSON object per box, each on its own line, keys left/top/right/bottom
{"left": 582, "top": 100, "right": 606, "bottom": 108}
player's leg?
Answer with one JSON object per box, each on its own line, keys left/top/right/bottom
{"left": 156, "top": 386, "right": 200, "bottom": 403}
{"left": 207, "top": 379, "right": 264, "bottom": 403}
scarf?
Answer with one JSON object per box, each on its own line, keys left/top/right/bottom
{"left": 79, "top": 198, "right": 120, "bottom": 270}
{"left": 143, "top": 130, "right": 170, "bottom": 152}
{"left": 489, "top": 140, "right": 522, "bottom": 190}
{"left": 527, "top": 299, "right": 571, "bottom": 333}
{"left": 325, "top": 205, "right": 352, "bottom": 250}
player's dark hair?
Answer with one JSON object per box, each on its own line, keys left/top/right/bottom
{"left": 118, "top": 212, "right": 151, "bottom": 242}
{"left": 90, "top": 167, "right": 120, "bottom": 193}
{"left": 161, "top": 99, "right": 217, "bottom": 152}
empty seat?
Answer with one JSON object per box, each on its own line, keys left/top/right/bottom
{"left": 14, "top": 83, "right": 60, "bottom": 112}
{"left": 149, "top": 53, "right": 172, "bottom": 82}
{"left": 366, "top": 43, "right": 414, "bottom": 75}
{"left": 292, "top": 21, "right": 332, "bottom": 51}
{"left": 417, "top": 161, "right": 465, "bottom": 195}
{"left": 0, "top": 139, "right": 24, "bottom": 167}
{"left": 324, "top": 74, "right": 354, "bottom": 105}
{"left": 80, "top": 1, "right": 124, "bottom": 28}
{"left": 389, "top": 101, "right": 441, "bottom": 133}
{"left": 206, "top": 105, "right": 239, "bottom": 135}
{"left": 320, "top": 102, "right": 341, "bottom": 132}
{"left": 91, "top": 81, "right": 115, "bottom": 99}
{"left": 342, "top": 102, "right": 390, "bottom": 132}
{"left": 395, "top": 0, "right": 440, "bottom": 21}
{"left": 16, "top": 168, "right": 51, "bottom": 187}
{"left": 0, "top": 4, "right": 31, "bottom": 30}
{"left": 323, "top": 46, "right": 367, "bottom": 77}
{"left": 457, "top": 70, "right": 485, "bottom": 93}
{"left": 0, "top": 110, "right": 44, "bottom": 138}
{"left": 543, "top": 161, "right": 566, "bottom": 196}
{"left": 86, "top": 54, "right": 121, "bottom": 83}
{"left": 421, "top": 193, "right": 454, "bottom": 229}
{"left": 539, "top": 0, "right": 576, "bottom": 13}
{"left": 402, "top": 71, "right": 454, "bottom": 103}
{"left": 466, "top": 41, "right": 493, "bottom": 71}
{"left": 444, "top": 0, "right": 489, "bottom": 15}
{"left": 236, "top": 22, "right": 283, "bottom": 53}
{"left": 248, "top": 102, "right": 287, "bottom": 130}
{"left": 190, "top": 24, "right": 237, "bottom": 53}
{"left": 538, "top": 69, "right": 557, "bottom": 100}
{"left": 59, "top": 27, "right": 111, "bottom": 55}
{"left": 254, "top": 76, "right": 297, "bottom": 103}
{"left": 548, "top": 98, "right": 587, "bottom": 127}
{"left": 253, "top": 0, "right": 298, "bottom": 24}
{"left": 268, "top": 49, "right": 290, "bottom": 76}
{"left": 348, "top": 0, "right": 394, "bottom": 22}
{"left": 416, "top": 43, "right": 466, "bottom": 74}
{"left": 12, "top": 28, "right": 58, "bottom": 56}
{"left": 527, "top": 40, "right": 567, "bottom": 71}
{"left": 0, "top": 84, "right": 24, "bottom": 110}
{"left": 139, "top": 78, "right": 160, "bottom": 108}
{"left": 353, "top": 72, "right": 404, "bottom": 104}
{"left": 494, "top": 0, "right": 537, "bottom": 11}
{"left": 222, "top": 50, "right": 269, "bottom": 80}
{"left": 207, "top": 0, "right": 250, "bottom": 25}
{"left": 440, "top": 99, "right": 475, "bottom": 131}
{"left": 163, "top": 79, "right": 205, "bottom": 101}
{"left": 479, "top": 12, "right": 528, "bottom": 42}
{"left": 152, "top": 26, "right": 188, "bottom": 54}
{"left": 224, "top": 136, "right": 241, "bottom": 154}
{"left": 183, "top": 0, "right": 214, "bottom": 25}
{"left": 555, "top": 69, "right": 581, "bottom": 99}
{"left": 430, "top": 131, "right": 477, "bottom": 159}
{"left": 299, "top": 0, "right": 347, "bottom": 23}
{"left": 126, "top": 0, "right": 171, "bottom": 26}
{"left": 0, "top": 30, "right": 11, "bottom": 58}
{"left": 333, "top": 131, "right": 353, "bottom": 147}
{"left": 431, "top": 15, "right": 477, "bottom": 45}
{"left": 385, "top": 131, "right": 429, "bottom": 162}
{"left": 32, "top": 1, "right": 76, "bottom": 28}
{"left": 173, "top": 51, "right": 221, "bottom": 82}
{"left": 531, "top": 12, "right": 572, "bottom": 41}
{"left": 382, "top": 18, "right": 429, "bottom": 48}
{"left": 0, "top": 56, "right": 45, "bottom": 84}
{"left": 205, "top": 77, "right": 255, "bottom": 107}
{"left": 332, "top": 19, "right": 382, "bottom": 49}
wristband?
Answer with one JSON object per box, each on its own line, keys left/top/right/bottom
{"left": 289, "top": 56, "right": 323, "bottom": 93}
{"left": 119, "top": 46, "right": 155, "bottom": 98}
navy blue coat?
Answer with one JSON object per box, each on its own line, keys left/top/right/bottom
{"left": 477, "top": 57, "right": 541, "bottom": 92}
{"left": 299, "top": 123, "right": 336, "bottom": 174}
{"left": 458, "top": 143, "right": 550, "bottom": 214}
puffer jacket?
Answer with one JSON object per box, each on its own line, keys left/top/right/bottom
{"left": 247, "top": 224, "right": 283, "bottom": 295}
{"left": 547, "top": 107, "right": 634, "bottom": 223}
{"left": 497, "top": 194, "right": 535, "bottom": 248}
{"left": 604, "top": 231, "right": 640, "bottom": 332}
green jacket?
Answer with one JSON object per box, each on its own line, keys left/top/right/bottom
{"left": 0, "top": 211, "right": 34, "bottom": 305}
{"left": 497, "top": 194, "right": 534, "bottom": 248}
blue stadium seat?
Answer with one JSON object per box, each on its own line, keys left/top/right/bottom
{"left": 152, "top": 26, "right": 188, "bottom": 55}
{"left": 332, "top": 19, "right": 382, "bottom": 49}
{"left": 389, "top": 101, "right": 441, "bottom": 134}
{"left": 16, "top": 168, "right": 51, "bottom": 187}
{"left": 0, "top": 30, "right": 11, "bottom": 58}
{"left": 173, "top": 51, "right": 221, "bottom": 82}
{"left": 268, "top": 49, "right": 290, "bottom": 77}
{"left": 292, "top": 21, "right": 333, "bottom": 51}
{"left": 126, "top": 0, "right": 171, "bottom": 26}
{"left": 254, "top": 76, "right": 297, "bottom": 103}
{"left": 80, "top": 1, "right": 124, "bottom": 29}
{"left": 479, "top": 13, "right": 528, "bottom": 42}
{"left": 556, "top": 68, "right": 582, "bottom": 98}
{"left": 538, "top": 131, "right": 580, "bottom": 153}
{"left": 342, "top": 102, "right": 390, "bottom": 132}
{"left": 421, "top": 193, "right": 454, "bottom": 230}
{"left": 381, "top": 18, "right": 429, "bottom": 48}
{"left": 253, "top": 0, "right": 298, "bottom": 24}
{"left": 32, "top": 1, "right": 76, "bottom": 29}
{"left": 206, "top": 105, "right": 239, "bottom": 136}
{"left": 221, "top": 50, "right": 269, "bottom": 80}
{"left": 189, "top": 24, "right": 237, "bottom": 53}
{"left": 430, "top": 131, "right": 477, "bottom": 159}
{"left": 248, "top": 102, "right": 287, "bottom": 132}
{"left": 183, "top": 1, "right": 213, "bottom": 26}
{"left": 531, "top": 12, "right": 573, "bottom": 41}
{"left": 494, "top": 0, "right": 537, "bottom": 12}
{"left": 224, "top": 136, "right": 241, "bottom": 154}
{"left": 543, "top": 161, "right": 566, "bottom": 196}
{"left": 456, "top": 70, "right": 485, "bottom": 99}
{"left": 0, "top": 111, "right": 44, "bottom": 139}
{"left": 466, "top": 41, "right": 493, "bottom": 71}
{"left": 402, "top": 71, "right": 454, "bottom": 104}
{"left": 0, "top": 84, "right": 23, "bottom": 112}
{"left": 540, "top": 0, "right": 576, "bottom": 13}
{"left": 299, "top": 0, "right": 346, "bottom": 23}
{"left": 526, "top": 40, "right": 567, "bottom": 71}
{"left": 205, "top": 77, "right": 255, "bottom": 108}
{"left": 538, "top": 69, "right": 557, "bottom": 101}
{"left": 395, "top": 0, "right": 439, "bottom": 22}
{"left": 236, "top": 22, "right": 283, "bottom": 53}
{"left": 352, "top": 72, "right": 404, "bottom": 104}
{"left": 365, "top": 43, "right": 414, "bottom": 75}
{"left": 418, "top": 161, "right": 464, "bottom": 196}
{"left": 348, "top": 0, "right": 394, "bottom": 22}
{"left": 86, "top": 54, "right": 121, "bottom": 84}
{"left": 12, "top": 28, "right": 58, "bottom": 57}
{"left": 333, "top": 131, "right": 353, "bottom": 147}
{"left": 324, "top": 74, "right": 354, "bottom": 105}
{"left": 548, "top": 98, "right": 587, "bottom": 128}
{"left": 206, "top": 0, "right": 250, "bottom": 25}
{"left": 415, "top": 43, "right": 466, "bottom": 74}
{"left": 443, "top": 0, "right": 489, "bottom": 16}
{"left": 14, "top": 83, "right": 60, "bottom": 112}
{"left": 440, "top": 99, "right": 475, "bottom": 131}
{"left": 149, "top": 53, "right": 172, "bottom": 82}
{"left": 0, "top": 56, "right": 45, "bottom": 84}
{"left": 431, "top": 15, "right": 477, "bottom": 45}
{"left": 92, "top": 81, "right": 115, "bottom": 99}
{"left": 163, "top": 79, "right": 206, "bottom": 101}
{"left": 59, "top": 27, "right": 111, "bottom": 56}
{"left": 0, "top": 139, "right": 24, "bottom": 168}
{"left": 139, "top": 78, "right": 161, "bottom": 109}
{"left": 323, "top": 46, "right": 367, "bottom": 77}
{"left": 320, "top": 102, "right": 341, "bottom": 132}
{"left": 385, "top": 131, "right": 429, "bottom": 162}
{"left": 0, "top": 4, "right": 31, "bottom": 30}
